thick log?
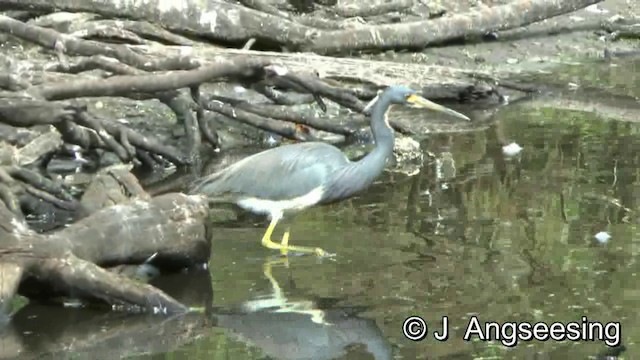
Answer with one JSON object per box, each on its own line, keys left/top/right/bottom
{"left": 305, "top": 0, "right": 603, "bottom": 53}
{"left": 0, "top": 189, "right": 210, "bottom": 314}
{"left": 60, "top": 193, "right": 211, "bottom": 269}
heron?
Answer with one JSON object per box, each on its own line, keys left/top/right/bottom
{"left": 188, "top": 85, "right": 470, "bottom": 257}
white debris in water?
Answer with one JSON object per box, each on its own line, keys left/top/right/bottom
{"left": 567, "top": 82, "right": 580, "bottom": 90}
{"left": 233, "top": 86, "right": 247, "bottom": 93}
{"left": 502, "top": 142, "right": 523, "bottom": 157}
{"left": 63, "top": 299, "right": 84, "bottom": 308}
{"left": 594, "top": 231, "right": 611, "bottom": 244}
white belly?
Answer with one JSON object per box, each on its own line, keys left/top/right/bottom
{"left": 236, "top": 186, "right": 324, "bottom": 220}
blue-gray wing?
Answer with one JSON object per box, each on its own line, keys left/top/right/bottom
{"left": 189, "top": 142, "right": 350, "bottom": 201}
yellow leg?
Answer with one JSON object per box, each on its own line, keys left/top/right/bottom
{"left": 261, "top": 216, "right": 331, "bottom": 257}
{"left": 263, "top": 257, "right": 289, "bottom": 298}
{"left": 280, "top": 227, "right": 290, "bottom": 255}
{"left": 261, "top": 257, "right": 329, "bottom": 325}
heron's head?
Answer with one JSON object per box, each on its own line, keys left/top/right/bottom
{"left": 377, "top": 85, "right": 470, "bottom": 121}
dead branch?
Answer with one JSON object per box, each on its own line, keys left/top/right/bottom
{"left": 30, "top": 57, "right": 268, "bottom": 100}
{"left": 332, "top": 0, "right": 413, "bottom": 18}
{"left": 0, "top": 98, "right": 82, "bottom": 127}
{"left": 305, "top": 0, "right": 603, "bottom": 53}
{"left": 137, "top": 46, "right": 489, "bottom": 93}
{"left": 0, "top": 14, "right": 193, "bottom": 71}
{"left": 203, "top": 99, "right": 313, "bottom": 142}
{"left": 208, "top": 95, "right": 357, "bottom": 135}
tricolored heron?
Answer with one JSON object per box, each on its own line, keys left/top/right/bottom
{"left": 189, "top": 85, "right": 469, "bottom": 257}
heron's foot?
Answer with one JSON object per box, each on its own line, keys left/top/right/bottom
{"left": 262, "top": 237, "right": 333, "bottom": 258}
{"left": 274, "top": 228, "right": 334, "bottom": 258}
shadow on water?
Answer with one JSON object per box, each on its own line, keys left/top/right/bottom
{"left": 0, "top": 261, "right": 391, "bottom": 360}
{"left": 2, "top": 58, "right": 640, "bottom": 359}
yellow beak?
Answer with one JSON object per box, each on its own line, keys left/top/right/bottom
{"left": 407, "top": 94, "right": 470, "bottom": 121}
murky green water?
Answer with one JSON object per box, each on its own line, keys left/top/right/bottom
{"left": 4, "top": 59, "right": 640, "bottom": 360}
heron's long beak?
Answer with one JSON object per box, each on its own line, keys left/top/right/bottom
{"left": 407, "top": 94, "right": 470, "bottom": 121}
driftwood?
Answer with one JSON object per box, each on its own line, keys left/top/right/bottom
{"left": 332, "top": 0, "right": 413, "bottom": 18}
{"left": 142, "top": 45, "right": 492, "bottom": 93}
{"left": 306, "top": 0, "right": 604, "bottom": 53}
{"left": 0, "top": 0, "right": 603, "bottom": 54}
{"left": 0, "top": 189, "right": 210, "bottom": 313}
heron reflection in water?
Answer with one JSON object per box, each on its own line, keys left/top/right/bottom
{"left": 189, "top": 86, "right": 469, "bottom": 257}
{"left": 213, "top": 259, "right": 393, "bottom": 360}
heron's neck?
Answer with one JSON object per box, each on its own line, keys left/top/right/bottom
{"left": 362, "top": 96, "right": 395, "bottom": 168}
{"left": 348, "top": 97, "right": 395, "bottom": 183}
{"left": 320, "top": 98, "right": 395, "bottom": 204}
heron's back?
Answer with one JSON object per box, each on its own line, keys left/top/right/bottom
{"left": 189, "top": 142, "right": 350, "bottom": 202}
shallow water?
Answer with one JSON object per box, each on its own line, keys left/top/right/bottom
{"left": 4, "top": 59, "right": 640, "bottom": 360}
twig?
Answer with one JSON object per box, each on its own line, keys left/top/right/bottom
{"left": 203, "top": 100, "right": 313, "bottom": 141}
{"left": 7, "top": 165, "right": 75, "bottom": 202}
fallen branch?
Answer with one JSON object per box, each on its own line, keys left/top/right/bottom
{"left": 332, "top": 0, "right": 413, "bottom": 18}
{"left": 304, "top": 0, "right": 603, "bottom": 53}
{"left": 138, "top": 45, "right": 490, "bottom": 93}
{"left": 29, "top": 57, "right": 268, "bottom": 100}
{"left": 0, "top": 188, "right": 210, "bottom": 313}
{"left": 68, "top": 19, "right": 197, "bottom": 45}
{"left": 0, "top": 14, "right": 192, "bottom": 71}
{"left": 203, "top": 99, "right": 314, "bottom": 142}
